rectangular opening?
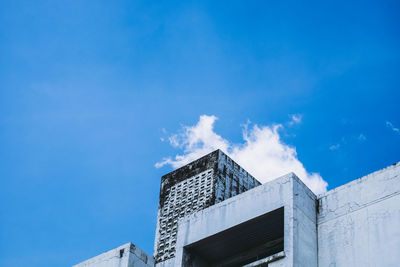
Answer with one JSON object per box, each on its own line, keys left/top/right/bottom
{"left": 183, "top": 207, "right": 284, "bottom": 267}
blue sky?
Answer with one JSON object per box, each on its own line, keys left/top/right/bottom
{"left": 1, "top": 0, "right": 399, "bottom": 266}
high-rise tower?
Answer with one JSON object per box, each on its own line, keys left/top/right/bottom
{"left": 154, "top": 149, "right": 261, "bottom": 264}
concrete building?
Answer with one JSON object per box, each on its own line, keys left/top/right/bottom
{"left": 154, "top": 150, "right": 261, "bottom": 264}
{"left": 72, "top": 243, "right": 154, "bottom": 267}
{"left": 73, "top": 150, "right": 400, "bottom": 267}
{"left": 163, "top": 160, "right": 400, "bottom": 267}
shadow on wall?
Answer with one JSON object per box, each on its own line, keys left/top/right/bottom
{"left": 183, "top": 207, "right": 284, "bottom": 267}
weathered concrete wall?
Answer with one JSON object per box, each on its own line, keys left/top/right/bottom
{"left": 155, "top": 150, "right": 219, "bottom": 262}
{"left": 73, "top": 152, "right": 400, "bottom": 267}
{"left": 154, "top": 149, "right": 261, "bottom": 264}
{"left": 292, "top": 176, "right": 318, "bottom": 267}
{"left": 174, "top": 174, "right": 293, "bottom": 267}
{"left": 164, "top": 173, "right": 319, "bottom": 267}
{"left": 73, "top": 243, "right": 154, "bottom": 267}
{"left": 318, "top": 162, "right": 400, "bottom": 267}
{"left": 154, "top": 169, "right": 215, "bottom": 262}
{"left": 268, "top": 175, "right": 318, "bottom": 267}
{"left": 214, "top": 150, "right": 261, "bottom": 202}
{"left": 158, "top": 151, "right": 219, "bottom": 210}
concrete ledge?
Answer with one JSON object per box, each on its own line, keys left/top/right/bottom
{"left": 242, "top": 251, "right": 286, "bottom": 267}
{"left": 72, "top": 243, "right": 154, "bottom": 267}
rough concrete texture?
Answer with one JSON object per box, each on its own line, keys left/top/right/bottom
{"left": 242, "top": 251, "right": 286, "bottom": 267}
{"left": 73, "top": 243, "right": 154, "bottom": 267}
{"left": 154, "top": 150, "right": 260, "bottom": 263}
{"left": 155, "top": 172, "right": 319, "bottom": 267}
{"left": 154, "top": 169, "right": 215, "bottom": 262}
{"left": 158, "top": 151, "right": 219, "bottom": 210}
{"left": 318, "top": 162, "right": 400, "bottom": 267}
{"left": 292, "top": 174, "right": 318, "bottom": 267}
{"left": 214, "top": 150, "right": 261, "bottom": 202}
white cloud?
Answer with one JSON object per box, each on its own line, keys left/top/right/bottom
{"left": 329, "top": 144, "right": 341, "bottom": 151}
{"left": 288, "top": 114, "right": 303, "bottom": 126}
{"left": 155, "top": 115, "right": 229, "bottom": 169}
{"left": 358, "top": 134, "right": 367, "bottom": 141}
{"left": 156, "top": 115, "right": 328, "bottom": 194}
{"left": 386, "top": 121, "right": 400, "bottom": 135}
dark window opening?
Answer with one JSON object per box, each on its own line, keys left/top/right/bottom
{"left": 119, "top": 249, "right": 124, "bottom": 258}
{"left": 183, "top": 207, "right": 284, "bottom": 267}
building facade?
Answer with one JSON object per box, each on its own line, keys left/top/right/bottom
{"left": 72, "top": 243, "right": 154, "bottom": 267}
{"left": 73, "top": 151, "right": 400, "bottom": 267}
{"left": 154, "top": 150, "right": 261, "bottom": 264}
{"left": 169, "top": 161, "right": 400, "bottom": 267}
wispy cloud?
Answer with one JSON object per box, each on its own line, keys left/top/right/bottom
{"left": 358, "top": 133, "right": 367, "bottom": 142}
{"left": 156, "top": 115, "right": 328, "bottom": 194}
{"left": 329, "top": 144, "right": 341, "bottom": 150}
{"left": 329, "top": 133, "right": 366, "bottom": 150}
{"left": 288, "top": 114, "right": 303, "bottom": 126}
{"left": 386, "top": 121, "right": 400, "bottom": 135}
